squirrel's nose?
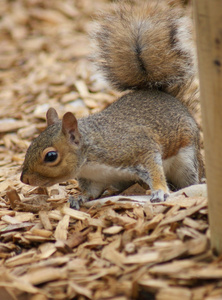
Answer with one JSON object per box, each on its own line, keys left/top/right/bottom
{"left": 20, "top": 172, "right": 29, "bottom": 185}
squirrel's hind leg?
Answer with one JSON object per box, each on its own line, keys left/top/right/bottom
{"left": 132, "top": 153, "right": 170, "bottom": 203}
{"left": 163, "top": 145, "right": 200, "bottom": 190}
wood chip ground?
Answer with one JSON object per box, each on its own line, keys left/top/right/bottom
{"left": 0, "top": 0, "right": 220, "bottom": 299}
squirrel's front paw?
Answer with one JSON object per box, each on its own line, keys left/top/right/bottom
{"left": 150, "top": 189, "right": 169, "bottom": 203}
{"left": 68, "top": 195, "right": 89, "bottom": 210}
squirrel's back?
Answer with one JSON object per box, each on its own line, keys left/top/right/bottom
{"left": 78, "top": 90, "right": 199, "bottom": 162}
{"left": 91, "top": 1, "right": 199, "bottom": 113}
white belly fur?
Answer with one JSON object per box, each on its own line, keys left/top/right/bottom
{"left": 78, "top": 163, "right": 139, "bottom": 185}
{"left": 78, "top": 145, "right": 197, "bottom": 189}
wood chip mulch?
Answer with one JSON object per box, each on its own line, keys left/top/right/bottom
{"left": 0, "top": 1, "right": 221, "bottom": 299}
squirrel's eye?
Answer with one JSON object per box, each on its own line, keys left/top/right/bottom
{"left": 44, "top": 151, "right": 58, "bottom": 162}
{"left": 42, "top": 147, "right": 60, "bottom": 165}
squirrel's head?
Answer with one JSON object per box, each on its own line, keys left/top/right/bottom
{"left": 20, "top": 108, "right": 81, "bottom": 187}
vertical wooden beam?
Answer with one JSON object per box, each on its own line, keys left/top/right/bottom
{"left": 193, "top": 0, "right": 222, "bottom": 254}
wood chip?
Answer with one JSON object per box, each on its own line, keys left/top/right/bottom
{"left": 62, "top": 206, "right": 90, "bottom": 220}
{"left": 103, "top": 226, "right": 123, "bottom": 235}
{"left": 6, "top": 188, "right": 21, "bottom": 209}
{"left": 54, "top": 215, "right": 70, "bottom": 241}
{"left": 124, "top": 252, "right": 159, "bottom": 264}
{"left": 20, "top": 267, "right": 67, "bottom": 285}
{"left": 39, "top": 211, "right": 53, "bottom": 231}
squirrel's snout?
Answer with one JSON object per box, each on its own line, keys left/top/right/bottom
{"left": 20, "top": 172, "right": 29, "bottom": 185}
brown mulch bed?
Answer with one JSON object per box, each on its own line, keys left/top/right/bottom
{"left": 0, "top": 1, "right": 221, "bottom": 299}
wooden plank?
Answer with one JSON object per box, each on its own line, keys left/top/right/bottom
{"left": 193, "top": 0, "right": 222, "bottom": 253}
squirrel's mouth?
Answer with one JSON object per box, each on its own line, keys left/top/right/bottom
{"left": 20, "top": 171, "right": 54, "bottom": 187}
{"left": 20, "top": 169, "right": 72, "bottom": 188}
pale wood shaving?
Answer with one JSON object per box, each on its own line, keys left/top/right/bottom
{"left": 54, "top": 215, "right": 70, "bottom": 241}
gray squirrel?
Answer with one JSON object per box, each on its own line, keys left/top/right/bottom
{"left": 21, "top": 1, "right": 204, "bottom": 203}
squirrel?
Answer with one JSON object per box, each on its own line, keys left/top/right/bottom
{"left": 20, "top": 1, "right": 205, "bottom": 204}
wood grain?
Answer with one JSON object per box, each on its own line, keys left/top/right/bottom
{"left": 194, "top": 0, "right": 222, "bottom": 253}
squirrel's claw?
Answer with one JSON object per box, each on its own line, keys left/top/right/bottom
{"left": 150, "top": 189, "right": 169, "bottom": 203}
{"left": 68, "top": 196, "right": 82, "bottom": 210}
{"left": 68, "top": 195, "right": 88, "bottom": 210}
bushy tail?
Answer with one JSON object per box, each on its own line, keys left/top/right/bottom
{"left": 91, "top": 1, "right": 199, "bottom": 113}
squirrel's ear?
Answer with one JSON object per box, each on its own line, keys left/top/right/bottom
{"left": 62, "top": 112, "right": 81, "bottom": 145}
{"left": 46, "top": 108, "right": 59, "bottom": 126}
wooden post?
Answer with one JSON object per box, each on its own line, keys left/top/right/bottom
{"left": 193, "top": 0, "right": 222, "bottom": 254}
